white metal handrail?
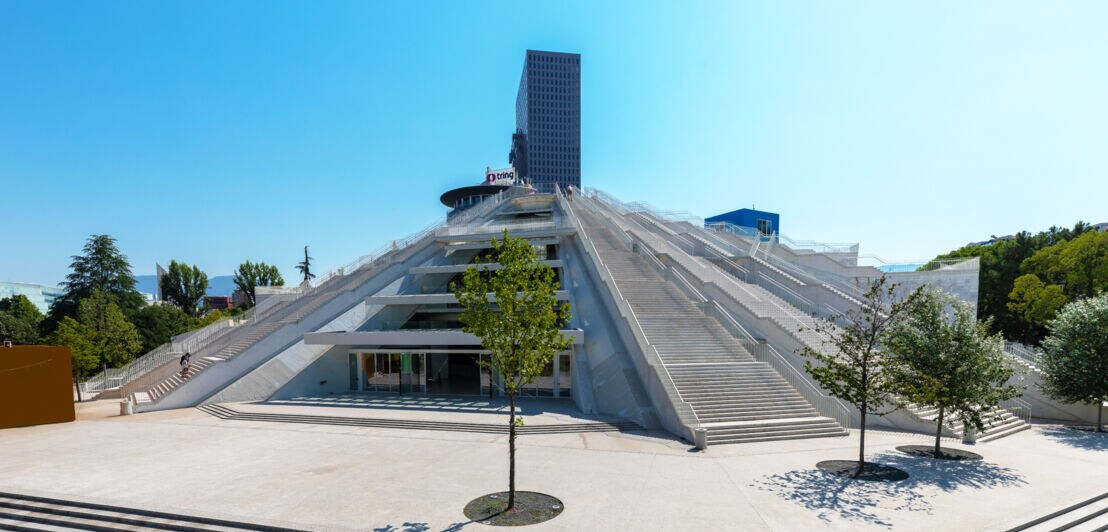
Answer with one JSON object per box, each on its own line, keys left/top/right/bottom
{"left": 559, "top": 187, "right": 701, "bottom": 430}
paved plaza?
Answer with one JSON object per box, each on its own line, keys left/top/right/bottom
{"left": 1, "top": 399, "right": 1105, "bottom": 531}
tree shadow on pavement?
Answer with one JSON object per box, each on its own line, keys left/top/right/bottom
{"left": 751, "top": 450, "right": 1026, "bottom": 528}
{"left": 1040, "top": 425, "right": 1108, "bottom": 452}
{"left": 373, "top": 523, "right": 430, "bottom": 532}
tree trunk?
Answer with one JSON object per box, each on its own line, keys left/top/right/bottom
{"left": 934, "top": 406, "right": 945, "bottom": 457}
{"left": 73, "top": 368, "right": 82, "bottom": 403}
{"left": 508, "top": 391, "right": 517, "bottom": 511}
{"left": 1098, "top": 402, "right": 1103, "bottom": 433}
{"left": 857, "top": 402, "right": 866, "bottom": 477}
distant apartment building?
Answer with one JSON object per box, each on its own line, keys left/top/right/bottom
{"left": 513, "top": 50, "right": 581, "bottom": 193}
{"left": 204, "top": 296, "right": 233, "bottom": 310}
{"left": 0, "top": 282, "right": 64, "bottom": 314}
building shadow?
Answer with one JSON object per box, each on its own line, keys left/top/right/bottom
{"left": 1040, "top": 425, "right": 1108, "bottom": 452}
{"left": 263, "top": 393, "right": 627, "bottom": 423}
{"left": 751, "top": 450, "right": 1026, "bottom": 527}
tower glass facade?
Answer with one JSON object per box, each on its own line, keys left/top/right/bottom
{"left": 515, "top": 50, "right": 580, "bottom": 193}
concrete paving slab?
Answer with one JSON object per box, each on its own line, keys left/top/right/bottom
{"left": 0, "top": 407, "right": 1104, "bottom": 531}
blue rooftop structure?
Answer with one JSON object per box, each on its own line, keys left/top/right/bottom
{"left": 704, "top": 208, "right": 779, "bottom": 236}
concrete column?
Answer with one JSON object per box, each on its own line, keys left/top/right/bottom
{"left": 356, "top": 352, "right": 366, "bottom": 391}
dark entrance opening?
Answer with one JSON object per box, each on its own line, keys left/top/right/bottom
{"left": 427, "top": 353, "right": 482, "bottom": 395}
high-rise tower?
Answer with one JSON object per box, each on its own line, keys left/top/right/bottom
{"left": 513, "top": 50, "right": 580, "bottom": 193}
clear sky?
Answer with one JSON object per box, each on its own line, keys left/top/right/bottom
{"left": 2, "top": 1, "right": 1106, "bottom": 288}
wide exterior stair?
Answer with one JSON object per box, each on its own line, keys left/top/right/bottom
{"left": 132, "top": 256, "right": 394, "bottom": 407}
{"left": 588, "top": 192, "right": 1034, "bottom": 443}
{"left": 0, "top": 490, "right": 303, "bottom": 531}
{"left": 576, "top": 205, "right": 847, "bottom": 445}
{"left": 908, "top": 404, "right": 1031, "bottom": 442}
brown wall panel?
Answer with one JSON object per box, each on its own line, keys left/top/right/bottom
{"left": 0, "top": 346, "right": 76, "bottom": 429}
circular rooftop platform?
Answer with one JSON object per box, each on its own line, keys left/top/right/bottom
{"left": 440, "top": 184, "right": 510, "bottom": 208}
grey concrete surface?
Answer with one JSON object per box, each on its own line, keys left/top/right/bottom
{"left": 0, "top": 405, "right": 1104, "bottom": 531}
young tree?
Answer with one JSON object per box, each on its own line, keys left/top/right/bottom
{"left": 886, "top": 289, "right": 1021, "bottom": 456}
{"left": 159, "top": 260, "right": 209, "bottom": 316}
{"left": 48, "top": 234, "right": 144, "bottom": 327}
{"left": 1040, "top": 293, "right": 1108, "bottom": 431}
{"left": 296, "top": 245, "right": 316, "bottom": 283}
{"left": 49, "top": 316, "right": 97, "bottom": 401}
{"left": 233, "top": 261, "right": 285, "bottom": 307}
{"left": 76, "top": 290, "right": 143, "bottom": 368}
{"left": 0, "top": 295, "right": 45, "bottom": 344}
{"left": 800, "top": 276, "right": 918, "bottom": 477}
{"left": 452, "top": 232, "right": 572, "bottom": 510}
{"left": 131, "top": 304, "right": 195, "bottom": 353}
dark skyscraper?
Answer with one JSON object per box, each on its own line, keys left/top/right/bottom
{"left": 513, "top": 50, "right": 580, "bottom": 193}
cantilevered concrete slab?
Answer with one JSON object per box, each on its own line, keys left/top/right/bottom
{"left": 445, "top": 237, "right": 560, "bottom": 251}
{"left": 365, "top": 290, "right": 569, "bottom": 305}
{"left": 408, "top": 260, "right": 562, "bottom": 275}
{"left": 304, "top": 328, "right": 584, "bottom": 346}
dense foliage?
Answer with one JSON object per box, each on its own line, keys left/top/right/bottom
{"left": 130, "top": 304, "right": 195, "bottom": 353}
{"left": 452, "top": 231, "right": 572, "bottom": 510}
{"left": 233, "top": 260, "right": 285, "bottom": 307}
{"left": 159, "top": 260, "right": 209, "bottom": 316}
{"left": 1040, "top": 294, "right": 1108, "bottom": 431}
{"left": 930, "top": 222, "right": 1104, "bottom": 343}
{"left": 0, "top": 295, "right": 45, "bottom": 345}
{"left": 48, "top": 234, "right": 145, "bottom": 328}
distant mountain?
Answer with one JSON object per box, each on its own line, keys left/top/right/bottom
{"left": 135, "top": 275, "right": 238, "bottom": 298}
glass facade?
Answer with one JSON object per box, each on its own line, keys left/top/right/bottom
{"left": 516, "top": 50, "right": 581, "bottom": 194}
{"left": 349, "top": 351, "right": 572, "bottom": 399}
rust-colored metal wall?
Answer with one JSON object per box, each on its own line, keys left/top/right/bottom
{"left": 0, "top": 346, "right": 76, "bottom": 429}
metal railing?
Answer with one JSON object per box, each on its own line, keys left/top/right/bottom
{"left": 708, "top": 301, "right": 852, "bottom": 430}
{"left": 1000, "top": 397, "right": 1032, "bottom": 427}
{"left": 1004, "top": 341, "right": 1043, "bottom": 371}
{"left": 558, "top": 186, "right": 701, "bottom": 434}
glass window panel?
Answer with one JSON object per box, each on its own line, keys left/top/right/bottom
{"left": 559, "top": 354, "right": 572, "bottom": 397}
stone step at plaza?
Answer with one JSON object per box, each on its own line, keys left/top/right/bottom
{"left": 574, "top": 204, "right": 846, "bottom": 444}
{"left": 0, "top": 491, "right": 302, "bottom": 532}
{"left": 197, "top": 404, "right": 641, "bottom": 435}
{"left": 1007, "top": 492, "right": 1108, "bottom": 532}
{"left": 907, "top": 403, "right": 1031, "bottom": 442}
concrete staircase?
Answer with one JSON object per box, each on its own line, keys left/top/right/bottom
{"left": 0, "top": 490, "right": 302, "bottom": 531}
{"left": 588, "top": 194, "right": 1034, "bottom": 443}
{"left": 577, "top": 206, "right": 846, "bottom": 445}
{"left": 908, "top": 404, "right": 1031, "bottom": 442}
{"left": 1007, "top": 492, "right": 1108, "bottom": 532}
{"left": 198, "top": 404, "right": 641, "bottom": 435}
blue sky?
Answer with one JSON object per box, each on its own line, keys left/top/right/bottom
{"left": 2, "top": 1, "right": 1106, "bottom": 288}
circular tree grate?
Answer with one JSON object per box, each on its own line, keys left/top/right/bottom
{"left": 817, "top": 460, "right": 910, "bottom": 482}
{"left": 463, "top": 491, "right": 564, "bottom": 526}
{"left": 896, "top": 445, "right": 983, "bottom": 461}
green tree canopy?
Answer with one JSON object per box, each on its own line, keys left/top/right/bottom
{"left": 75, "top": 290, "right": 143, "bottom": 369}
{"left": 159, "top": 260, "right": 209, "bottom": 316}
{"left": 1023, "top": 230, "right": 1108, "bottom": 299}
{"left": 452, "top": 231, "right": 572, "bottom": 510}
{"left": 49, "top": 234, "right": 144, "bottom": 328}
{"left": 801, "top": 276, "right": 918, "bottom": 476}
{"left": 1040, "top": 293, "right": 1108, "bottom": 431}
{"left": 1007, "top": 273, "right": 1067, "bottom": 343}
{"left": 49, "top": 316, "right": 98, "bottom": 379}
{"left": 887, "top": 288, "right": 1021, "bottom": 455}
{"left": 131, "top": 304, "right": 195, "bottom": 353}
{"left": 0, "top": 295, "right": 45, "bottom": 344}
{"left": 929, "top": 222, "right": 1093, "bottom": 343}
{"left": 233, "top": 261, "right": 285, "bottom": 307}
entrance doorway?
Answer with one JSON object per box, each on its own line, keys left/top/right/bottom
{"left": 361, "top": 353, "right": 425, "bottom": 394}
{"left": 427, "top": 353, "right": 481, "bottom": 395}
